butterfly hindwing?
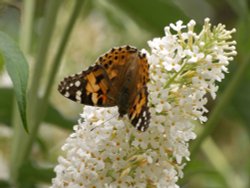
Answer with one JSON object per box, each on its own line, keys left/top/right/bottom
{"left": 58, "top": 64, "right": 116, "bottom": 107}
{"left": 128, "top": 87, "right": 150, "bottom": 131}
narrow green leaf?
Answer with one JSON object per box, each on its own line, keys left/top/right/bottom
{"left": 0, "top": 3, "right": 20, "bottom": 40}
{"left": 0, "top": 31, "right": 29, "bottom": 132}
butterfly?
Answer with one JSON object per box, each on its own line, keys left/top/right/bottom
{"left": 58, "top": 45, "right": 150, "bottom": 131}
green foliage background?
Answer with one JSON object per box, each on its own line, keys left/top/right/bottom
{"left": 0, "top": 0, "right": 249, "bottom": 187}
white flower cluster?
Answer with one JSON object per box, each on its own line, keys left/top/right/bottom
{"left": 52, "top": 18, "right": 236, "bottom": 188}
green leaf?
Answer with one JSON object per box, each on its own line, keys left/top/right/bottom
{"left": 0, "top": 4, "right": 20, "bottom": 40}
{"left": 110, "top": 0, "right": 189, "bottom": 33}
{"left": 0, "top": 31, "right": 29, "bottom": 132}
{"left": 0, "top": 88, "right": 74, "bottom": 129}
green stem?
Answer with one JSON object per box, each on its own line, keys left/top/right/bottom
{"left": 19, "top": 0, "right": 35, "bottom": 54}
{"left": 22, "top": 1, "right": 85, "bottom": 163}
{"left": 26, "top": 0, "right": 61, "bottom": 159}
{"left": 164, "top": 64, "right": 187, "bottom": 88}
{"left": 10, "top": 0, "right": 35, "bottom": 185}
{"left": 28, "top": 0, "right": 61, "bottom": 104}
{"left": 25, "top": 0, "right": 84, "bottom": 160}
{"left": 10, "top": 1, "right": 61, "bottom": 186}
{"left": 24, "top": 0, "right": 84, "bottom": 160}
{"left": 190, "top": 54, "right": 250, "bottom": 157}
{"left": 10, "top": 103, "right": 24, "bottom": 186}
{"left": 43, "top": 0, "right": 84, "bottom": 105}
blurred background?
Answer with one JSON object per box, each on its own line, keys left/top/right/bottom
{"left": 0, "top": 0, "right": 249, "bottom": 187}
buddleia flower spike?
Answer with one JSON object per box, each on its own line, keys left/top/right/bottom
{"left": 52, "top": 18, "right": 236, "bottom": 187}
{"left": 58, "top": 45, "right": 150, "bottom": 131}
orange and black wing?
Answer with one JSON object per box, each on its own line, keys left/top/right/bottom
{"left": 58, "top": 64, "right": 116, "bottom": 107}
{"left": 58, "top": 45, "right": 151, "bottom": 131}
{"left": 128, "top": 87, "right": 150, "bottom": 132}
{"left": 128, "top": 50, "right": 150, "bottom": 131}
{"left": 97, "top": 45, "right": 138, "bottom": 81}
{"left": 58, "top": 46, "right": 137, "bottom": 106}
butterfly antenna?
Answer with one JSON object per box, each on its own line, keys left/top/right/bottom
{"left": 90, "top": 113, "right": 119, "bottom": 131}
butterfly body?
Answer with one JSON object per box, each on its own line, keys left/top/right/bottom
{"left": 58, "top": 45, "right": 150, "bottom": 131}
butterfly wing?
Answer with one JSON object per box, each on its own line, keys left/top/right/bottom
{"left": 97, "top": 46, "right": 138, "bottom": 80}
{"left": 58, "top": 45, "right": 151, "bottom": 131}
{"left": 128, "top": 87, "right": 150, "bottom": 132}
{"left": 97, "top": 46, "right": 151, "bottom": 131}
{"left": 58, "top": 46, "right": 138, "bottom": 107}
{"left": 127, "top": 50, "right": 150, "bottom": 131}
{"left": 96, "top": 45, "right": 142, "bottom": 104}
{"left": 58, "top": 64, "right": 116, "bottom": 107}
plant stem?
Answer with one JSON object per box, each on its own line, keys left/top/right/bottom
{"left": 10, "top": 103, "right": 24, "bottom": 186}
{"left": 164, "top": 64, "right": 187, "bottom": 89}
{"left": 190, "top": 54, "right": 250, "bottom": 157}
{"left": 43, "top": 0, "right": 84, "bottom": 105}
{"left": 25, "top": 0, "right": 84, "bottom": 160}
{"left": 10, "top": 0, "right": 35, "bottom": 185}
{"left": 19, "top": 0, "right": 35, "bottom": 54}
{"left": 28, "top": 0, "right": 61, "bottom": 103}
{"left": 10, "top": 1, "right": 61, "bottom": 186}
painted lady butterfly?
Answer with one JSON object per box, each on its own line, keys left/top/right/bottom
{"left": 58, "top": 45, "right": 150, "bottom": 131}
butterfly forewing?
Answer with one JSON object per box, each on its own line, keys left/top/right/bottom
{"left": 97, "top": 46, "right": 138, "bottom": 80}
{"left": 58, "top": 65, "right": 115, "bottom": 107}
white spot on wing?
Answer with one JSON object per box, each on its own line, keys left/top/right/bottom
{"left": 76, "top": 90, "right": 82, "bottom": 96}
{"left": 76, "top": 95, "right": 81, "bottom": 101}
{"left": 64, "top": 92, "right": 70, "bottom": 97}
{"left": 75, "top": 81, "right": 81, "bottom": 87}
{"left": 136, "top": 118, "right": 142, "bottom": 128}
